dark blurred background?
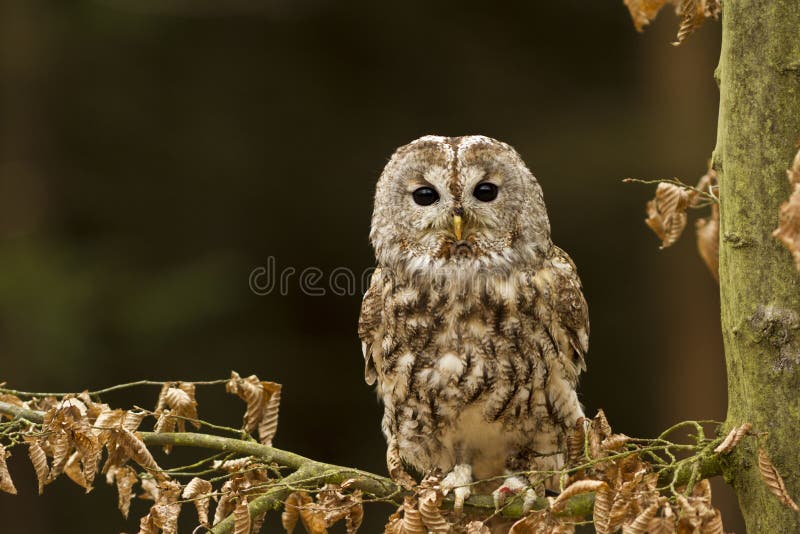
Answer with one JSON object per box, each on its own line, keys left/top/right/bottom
{"left": 0, "top": 0, "right": 734, "bottom": 532}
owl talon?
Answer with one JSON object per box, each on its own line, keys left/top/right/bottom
{"left": 492, "top": 476, "right": 533, "bottom": 511}
{"left": 441, "top": 464, "right": 473, "bottom": 514}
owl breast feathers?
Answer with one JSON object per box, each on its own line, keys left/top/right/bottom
{"left": 358, "top": 135, "right": 589, "bottom": 505}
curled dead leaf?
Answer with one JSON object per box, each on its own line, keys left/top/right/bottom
{"left": 0, "top": 445, "right": 17, "bottom": 495}
{"left": 466, "top": 521, "right": 491, "bottom": 534}
{"left": 758, "top": 447, "right": 800, "bottom": 512}
{"left": 226, "top": 371, "right": 283, "bottom": 444}
{"left": 26, "top": 437, "right": 49, "bottom": 495}
{"left": 283, "top": 491, "right": 310, "bottom": 533}
{"left": 553, "top": 480, "right": 607, "bottom": 511}
{"left": 623, "top": 502, "right": 659, "bottom": 534}
{"left": 182, "top": 477, "right": 213, "bottom": 526}
{"left": 214, "top": 480, "right": 236, "bottom": 526}
{"left": 259, "top": 381, "right": 281, "bottom": 446}
{"left": 233, "top": 496, "right": 251, "bottom": 534}
{"left": 774, "top": 150, "right": 800, "bottom": 271}
{"left": 116, "top": 428, "right": 160, "bottom": 474}
{"left": 418, "top": 486, "right": 450, "bottom": 533}
{"left": 696, "top": 203, "right": 719, "bottom": 281}
{"left": 384, "top": 496, "right": 425, "bottom": 534}
{"left": 146, "top": 480, "right": 182, "bottom": 534}
{"left": 111, "top": 465, "right": 139, "bottom": 519}
{"left": 701, "top": 508, "right": 724, "bottom": 534}
{"left": 645, "top": 183, "right": 692, "bottom": 248}
{"left": 64, "top": 450, "right": 89, "bottom": 491}
{"left": 593, "top": 482, "right": 613, "bottom": 534}
{"left": 602, "top": 434, "right": 632, "bottom": 452}
{"left": 714, "top": 423, "right": 752, "bottom": 454}
{"left": 623, "top": 0, "right": 720, "bottom": 44}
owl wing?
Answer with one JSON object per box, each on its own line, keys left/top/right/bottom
{"left": 358, "top": 267, "right": 385, "bottom": 386}
{"left": 546, "top": 246, "right": 590, "bottom": 372}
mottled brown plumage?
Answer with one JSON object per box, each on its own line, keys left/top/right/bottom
{"left": 359, "top": 135, "right": 589, "bottom": 511}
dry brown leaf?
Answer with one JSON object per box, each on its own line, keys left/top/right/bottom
{"left": 594, "top": 410, "right": 613, "bottom": 438}
{"left": 26, "top": 438, "right": 49, "bottom": 494}
{"left": 252, "top": 511, "right": 267, "bottom": 534}
{"left": 645, "top": 183, "right": 692, "bottom": 248}
{"left": 714, "top": 423, "right": 752, "bottom": 454}
{"left": 112, "top": 465, "right": 139, "bottom": 519}
{"left": 346, "top": 499, "right": 364, "bottom": 534}
{"left": 624, "top": 0, "right": 669, "bottom": 31}
{"left": 146, "top": 480, "right": 182, "bottom": 534}
{"left": 553, "top": 480, "right": 607, "bottom": 511}
{"left": 607, "top": 497, "right": 632, "bottom": 534}
{"left": 214, "top": 480, "right": 236, "bottom": 526}
{"left": 593, "top": 482, "right": 613, "bottom": 534}
{"left": 139, "top": 513, "right": 159, "bottom": 534}
{"left": 696, "top": 203, "right": 719, "bottom": 281}
{"left": 602, "top": 434, "right": 632, "bottom": 452}
{"left": 384, "top": 496, "right": 425, "bottom": 534}
{"left": 64, "top": 450, "right": 89, "bottom": 491}
{"left": 182, "top": 477, "right": 213, "bottom": 526}
{"left": 226, "top": 371, "right": 283, "bottom": 444}
{"left": 466, "top": 521, "right": 491, "bottom": 534}
{"left": 313, "top": 482, "right": 364, "bottom": 533}
{"left": 47, "top": 431, "right": 71, "bottom": 482}
{"left": 623, "top": 0, "right": 720, "bottom": 44}
{"left": 213, "top": 457, "right": 254, "bottom": 472}
{"left": 622, "top": 502, "right": 659, "bottom": 534}
{"left": 647, "top": 516, "right": 677, "bottom": 534}
{"left": 509, "top": 509, "right": 558, "bottom": 534}
{"left": 163, "top": 386, "right": 199, "bottom": 430}
{"left": 259, "top": 381, "right": 281, "bottom": 446}
{"left": 418, "top": 486, "right": 450, "bottom": 533}
{"left": 0, "top": 445, "right": 17, "bottom": 495}
{"left": 283, "top": 491, "right": 310, "bottom": 533}
{"left": 758, "top": 446, "right": 800, "bottom": 511}
{"left": 124, "top": 409, "right": 147, "bottom": 432}
{"left": 701, "top": 508, "right": 724, "bottom": 534}
{"left": 116, "top": 428, "right": 161, "bottom": 474}
{"left": 233, "top": 496, "right": 251, "bottom": 534}
{"left": 774, "top": 150, "right": 800, "bottom": 271}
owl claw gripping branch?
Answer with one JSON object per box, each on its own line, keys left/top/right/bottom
{"left": 359, "top": 135, "right": 589, "bottom": 528}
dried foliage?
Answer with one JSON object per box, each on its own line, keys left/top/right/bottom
{"left": 282, "top": 482, "right": 365, "bottom": 534}
{"left": 226, "top": 371, "right": 282, "bottom": 445}
{"left": 623, "top": 0, "right": 720, "bottom": 44}
{"left": 645, "top": 183, "right": 692, "bottom": 249}
{"left": 384, "top": 496, "right": 426, "bottom": 534}
{"left": 0, "top": 444, "right": 17, "bottom": 494}
{"left": 695, "top": 203, "right": 719, "bottom": 282}
{"left": 773, "top": 148, "right": 800, "bottom": 271}
{"left": 713, "top": 423, "right": 752, "bottom": 454}
{"left": 628, "top": 167, "right": 719, "bottom": 280}
{"left": 183, "top": 476, "right": 213, "bottom": 526}
{"left": 758, "top": 447, "right": 800, "bottom": 512}
{"left": 0, "top": 377, "right": 792, "bottom": 533}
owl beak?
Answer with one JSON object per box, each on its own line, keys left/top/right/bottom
{"left": 453, "top": 215, "right": 463, "bottom": 241}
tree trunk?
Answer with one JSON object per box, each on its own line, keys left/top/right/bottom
{"left": 715, "top": 1, "right": 800, "bottom": 531}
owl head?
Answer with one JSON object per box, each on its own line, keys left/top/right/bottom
{"left": 370, "top": 135, "right": 552, "bottom": 276}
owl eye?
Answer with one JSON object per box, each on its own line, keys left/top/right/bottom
{"left": 412, "top": 187, "right": 440, "bottom": 206}
{"left": 473, "top": 182, "right": 499, "bottom": 202}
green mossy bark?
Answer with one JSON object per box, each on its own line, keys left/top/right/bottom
{"left": 715, "top": 1, "right": 800, "bottom": 532}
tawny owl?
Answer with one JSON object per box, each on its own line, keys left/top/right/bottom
{"left": 358, "top": 135, "right": 589, "bottom": 512}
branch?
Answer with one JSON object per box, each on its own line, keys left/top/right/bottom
{"left": 0, "top": 400, "right": 724, "bottom": 533}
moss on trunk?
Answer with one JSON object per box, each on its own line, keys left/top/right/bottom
{"left": 715, "top": 1, "right": 800, "bottom": 531}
